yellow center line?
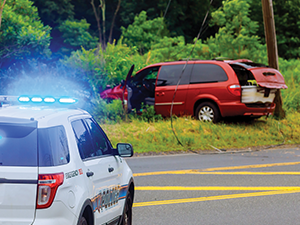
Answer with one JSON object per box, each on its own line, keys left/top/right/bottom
{"left": 133, "top": 171, "right": 300, "bottom": 177}
{"left": 133, "top": 161, "right": 300, "bottom": 177}
{"left": 202, "top": 161, "right": 300, "bottom": 171}
{"left": 135, "top": 186, "right": 300, "bottom": 191}
{"left": 133, "top": 190, "right": 300, "bottom": 207}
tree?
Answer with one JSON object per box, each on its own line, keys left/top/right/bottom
{"left": 58, "top": 19, "right": 98, "bottom": 54}
{"left": 207, "top": 0, "right": 266, "bottom": 62}
{"left": 32, "top": 0, "right": 74, "bottom": 27}
{"left": 0, "top": 0, "right": 51, "bottom": 68}
{"left": 0, "top": 0, "right": 6, "bottom": 28}
{"left": 119, "top": 0, "right": 214, "bottom": 43}
{"left": 121, "top": 11, "right": 169, "bottom": 55}
{"left": 250, "top": 0, "right": 300, "bottom": 59}
{"left": 90, "top": 0, "right": 122, "bottom": 48}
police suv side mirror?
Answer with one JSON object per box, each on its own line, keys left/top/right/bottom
{"left": 116, "top": 143, "right": 133, "bottom": 157}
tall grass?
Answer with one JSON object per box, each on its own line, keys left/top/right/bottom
{"left": 101, "top": 112, "right": 300, "bottom": 154}
{"left": 280, "top": 59, "right": 300, "bottom": 111}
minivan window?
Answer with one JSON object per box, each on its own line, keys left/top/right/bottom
{"left": 38, "top": 126, "right": 70, "bottom": 166}
{"left": 190, "top": 64, "right": 228, "bottom": 84}
{"left": 157, "top": 64, "right": 193, "bottom": 86}
{"left": 133, "top": 66, "right": 159, "bottom": 81}
{"left": 0, "top": 125, "right": 37, "bottom": 166}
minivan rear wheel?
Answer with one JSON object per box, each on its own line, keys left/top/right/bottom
{"left": 196, "top": 102, "right": 220, "bottom": 123}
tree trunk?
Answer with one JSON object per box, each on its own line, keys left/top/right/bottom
{"left": 91, "top": 0, "right": 103, "bottom": 46}
{"left": 261, "top": 0, "right": 285, "bottom": 118}
{"left": 100, "top": 0, "right": 106, "bottom": 49}
{"left": 108, "top": 0, "right": 121, "bottom": 44}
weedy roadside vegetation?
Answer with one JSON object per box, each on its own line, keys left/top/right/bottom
{"left": 101, "top": 111, "right": 300, "bottom": 154}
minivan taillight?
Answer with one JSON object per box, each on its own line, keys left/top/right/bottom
{"left": 228, "top": 84, "right": 241, "bottom": 96}
{"left": 36, "top": 173, "right": 64, "bottom": 209}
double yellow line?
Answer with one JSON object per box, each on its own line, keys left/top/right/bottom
{"left": 133, "top": 161, "right": 300, "bottom": 207}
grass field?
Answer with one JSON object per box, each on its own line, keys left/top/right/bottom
{"left": 101, "top": 111, "right": 300, "bottom": 154}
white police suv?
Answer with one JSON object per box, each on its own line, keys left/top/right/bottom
{"left": 0, "top": 96, "right": 134, "bottom": 225}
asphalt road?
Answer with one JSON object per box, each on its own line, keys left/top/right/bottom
{"left": 126, "top": 147, "right": 300, "bottom": 225}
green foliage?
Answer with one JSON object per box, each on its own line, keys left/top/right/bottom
{"left": 121, "top": 11, "right": 169, "bottom": 54}
{"left": 149, "top": 36, "right": 212, "bottom": 61}
{"left": 62, "top": 47, "right": 105, "bottom": 93}
{"left": 249, "top": 0, "right": 300, "bottom": 59}
{"left": 63, "top": 40, "right": 154, "bottom": 92}
{"left": 207, "top": 0, "right": 267, "bottom": 62}
{"left": 136, "top": 105, "right": 163, "bottom": 123}
{"left": 101, "top": 40, "right": 154, "bottom": 87}
{"left": 92, "top": 98, "right": 126, "bottom": 123}
{"left": 278, "top": 59, "right": 300, "bottom": 112}
{"left": 32, "top": 0, "right": 74, "bottom": 26}
{"left": 0, "top": 0, "right": 51, "bottom": 62}
{"left": 119, "top": 0, "right": 213, "bottom": 43}
{"left": 58, "top": 19, "right": 98, "bottom": 53}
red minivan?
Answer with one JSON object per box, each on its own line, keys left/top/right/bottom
{"left": 100, "top": 59, "right": 287, "bottom": 122}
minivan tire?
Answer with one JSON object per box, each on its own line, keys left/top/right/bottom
{"left": 195, "top": 102, "right": 220, "bottom": 123}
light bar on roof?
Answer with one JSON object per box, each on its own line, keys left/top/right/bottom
{"left": 31, "top": 97, "right": 43, "bottom": 103}
{"left": 58, "top": 97, "right": 77, "bottom": 104}
{"left": 16, "top": 96, "right": 77, "bottom": 104}
{"left": 18, "top": 96, "right": 30, "bottom": 102}
{"left": 44, "top": 97, "right": 56, "bottom": 103}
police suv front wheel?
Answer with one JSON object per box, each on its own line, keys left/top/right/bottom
{"left": 78, "top": 216, "right": 88, "bottom": 225}
{"left": 121, "top": 192, "right": 133, "bottom": 225}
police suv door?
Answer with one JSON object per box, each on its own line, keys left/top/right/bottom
{"left": 71, "top": 118, "right": 123, "bottom": 224}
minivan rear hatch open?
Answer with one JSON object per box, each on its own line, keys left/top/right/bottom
{"left": 229, "top": 62, "right": 287, "bottom": 104}
{"left": 249, "top": 67, "right": 287, "bottom": 89}
{"left": 0, "top": 117, "right": 38, "bottom": 224}
{"left": 230, "top": 61, "right": 288, "bottom": 89}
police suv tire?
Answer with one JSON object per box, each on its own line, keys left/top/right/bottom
{"left": 196, "top": 102, "right": 220, "bottom": 123}
{"left": 79, "top": 216, "right": 88, "bottom": 225}
{"left": 121, "top": 192, "right": 133, "bottom": 225}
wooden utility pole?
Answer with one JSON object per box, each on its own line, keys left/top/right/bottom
{"left": 261, "top": 0, "right": 285, "bottom": 118}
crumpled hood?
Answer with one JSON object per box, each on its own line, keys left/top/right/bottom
{"left": 249, "top": 67, "right": 288, "bottom": 89}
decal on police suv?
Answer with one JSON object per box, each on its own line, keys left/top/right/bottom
{"left": 65, "top": 169, "right": 83, "bottom": 179}
{"left": 91, "top": 185, "right": 128, "bottom": 213}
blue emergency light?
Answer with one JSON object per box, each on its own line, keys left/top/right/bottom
{"left": 59, "top": 97, "right": 77, "bottom": 104}
{"left": 0, "top": 95, "right": 78, "bottom": 106}
{"left": 44, "top": 97, "right": 56, "bottom": 103}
